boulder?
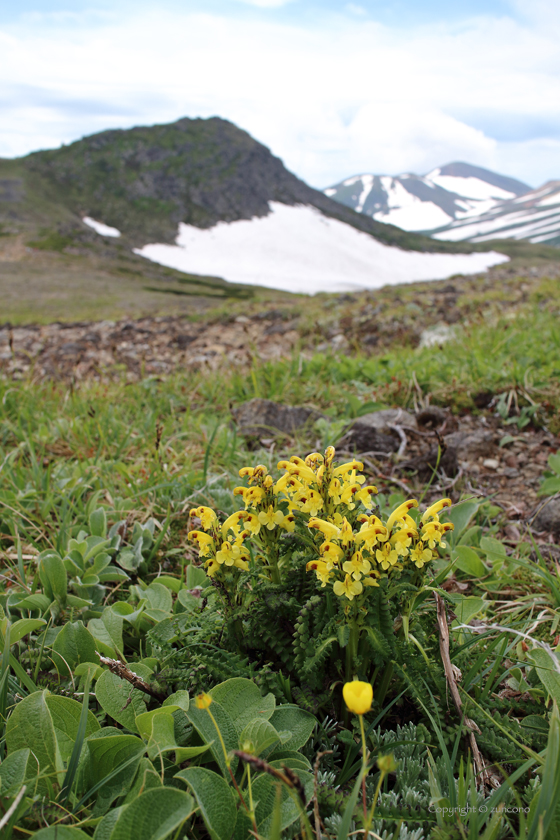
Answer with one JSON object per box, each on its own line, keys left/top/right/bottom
{"left": 532, "top": 498, "right": 560, "bottom": 537}
{"left": 231, "top": 398, "right": 323, "bottom": 438}
{"left": 342, "top": 408, "right": 416, "bottom": 453}
{"left": 444, "top": 429, "right": 495, "bottom": 462}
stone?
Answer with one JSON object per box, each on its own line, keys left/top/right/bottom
{"left": 231, "top": 398, "right": 323, "bottom": 438}
{"left": 444, "top": 429, "right": 495, "bottom": 462}
{"left": 416, "top": 406, "right": 448, "bottom": 429}
{"left": 342, "top": 408, "right": 416, "bottom": 454}
{"left": 532, "top": 498, "right": 560, "bottom": 537}
{"left": 483, "top": 458, "right": 499, "bottom": 470}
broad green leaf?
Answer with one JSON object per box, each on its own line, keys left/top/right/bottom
{"left": 88, "top": 607, "right": 124, "bottom": 657}
{"left": 0, "top": 748, "right": 33, "bottom": 797}
{"left": 135, "top": 709, "right": 178, "bottom": 759}
{"left": 163, "top": 690, "right": 189, "bottom": 711}
{"left": 94, "top": 807, "right": 127, "bottom": 840}
{"left": 144, "top": 584, "right": 173, "bottom": 613}
{"left": 38, "top": 551, "right": 67, "bottom": 607}
{"left": 527, "top": 649, "right": 560, "bottom": 706}
{"left": 12, "top": 593, "right": 51, "bottom": 613}
{"left": 5, "top": 690, "right": 58, "bottom": 787}
{"left": 95, "top": 669, "right": 149, "bottom": 731}
{"left": 153, "top": 576, "right": 182, "bottom": 593}
{"left": 0, "top": 618, "right": 46, "bottom": 646}
{"left": 90, "top": 507, "right": 107, "bottom": 538}
{"left": 267, "top": 749, "right": 312, "bottom": 769}
{"left": 269, "top": 705, "right": 316, "bottom": 751}
{"left": 186, "top": 565, "right": 209, "bottom": 588}
{"left": 174, "top": 743, "right": 213, "bottom": 763}
{"left": 34, "top": 829, "right": 90, "bottom": 840}
{"left": 186, "top": 701, "right": 238, "bottom": 778}
{"left": 122, "top": 758, "right": 162, "bottom": 803}
{"left": 448, "top": 595, "right": 486, "bottom": 627}
{"left": 239, "top": 718, "right": 280, "bottom": 756}
{"left": 253, "top": 767, "right": 313, "bottom": 836}
{"left": 453, "top": 546, "right": 486, "bottom": 578}
{"left": 480, "top": 536, "right": 507, "bottom": 562}
{"left": 81, "top": 733, "right": 145, "bottom": 815}
{"left": 548, "top": 453, "right": 560, "bottom": 475}
{"left": 45, "top": 695, "right": 100, "bottom": 762}
{"left": 442, "top": 501, "right": 479, "bottom": 545}
{"left": 108, "top": 786, "right": 195, "bottom": 840}
{"left": 209, "top": 678, "right": 276, "bottom": 734}
{"left": 52, "top": 621, "right": 98, "bottom": 675}
{"left": 175, "top": 767, "right": 236, "bottom": 840}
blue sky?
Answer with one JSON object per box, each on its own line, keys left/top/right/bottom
{"left": 2, "top": 0, "right": 560, "bottom": 187}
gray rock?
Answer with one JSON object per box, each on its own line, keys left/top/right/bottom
{"left": 532, "top": 498, "right": 560, "bottom": 537}
{"left": 444, "top": 429, "right": 495, "bottom": 461}
{"left": 343, "top": 408, "right": 416, "bottom": 453}
{"left": 231, "top": 398, "right": 323, "bottom": 438}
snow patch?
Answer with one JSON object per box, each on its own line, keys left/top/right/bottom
{"left": 83, "top": 217, "right": 121, "bottom": 237}
{"left": 429, "top": 175, "right": 514, "bottom": 201}
{"left": 134, "top": 202, "right": 508, "bottom": 296}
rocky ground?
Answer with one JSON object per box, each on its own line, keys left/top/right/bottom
{"left": 1, "top": 261, "right": 559, "bottom": 547}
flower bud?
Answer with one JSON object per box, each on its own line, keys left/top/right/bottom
{"left": 342, "top": 680, "right": 373, "bottom": 715}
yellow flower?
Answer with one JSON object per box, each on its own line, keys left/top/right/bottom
{"left": 243, "top": 486, "right": 265, "bottom": 509}
{"left": 274, "top": 473, "right": 303, "bottom": 495}
{"left": 305, "top": 452, "right": 324, "bottom": 469}
{"left": 190, "top": 506, "right": 217, "bottom": 530}
{"left": 343, "top": 680, "right": 373, "bottom": 715}
{"left": 280, "top": 513, "right": 296, "bottom": 532}
{"left": 386, "top": 500, "right": 419, "bottom": 532}
{"left": 377, "top": 754, "right": 397, "bottom": 773}
{"left": 215, "top": 540, "right": 249, "bottom": 567}
{"left": 306, "top": 559, "right": 332, "bottom": 587}
{"left": 257, "top": 505, "right": 284, "bottom": 530}
{"left": 308, "top": 517, "right": 340, "bottom": 541}
{"left": 333, "top": 574, "right": 363, "bottom": 601}
{"left": 320, "top": 541, "right": 343, "bottom": 567}
{"left": 205, "top": 558, "right": 220, "bottom": 577}
{"left": 195, "top": 692, "right": 213, "bottom": 709}
{"left": 324, "top": 446, "right": 336, "bottom": 466}
{"left": 421, "top": 498, "right": 452, "bottom": 522}
{"left": 421, "top": 521, "right": 453, "bottom": 549}
{"left": 340, "top": 482, "right": 362, "bottom": 508}
{"left": 327, "top": 477, "right": 343, "bottom": 505}
{"left": 391, "top": 528, "right": 415, "bottom": 557}
{"left": 410, "top": 544, "right": 432, "bottom": 568}
{"left": 188, "top": 530, "right": 215, "bottom": 557}
{"left": 296, "top": 489, "right": 324, "bottom": 516}
{"left": 362, "top": 570, "right": 381, "bottom": 587}
{"left": 343, "top": 551, "right": 371, "bottom": 580}
{"left": 242, "top": 512, "right": 261, "bottom": 535}
{"left": 221, "top": 511, "right": 247, "bottom": 538}
{"left": 338, "top": 518, "right": 355, "bottom": 547}
{"left": 334, "top": 460, "right": 364, "bottom": 477}
{"left": 357, "top": 485, "right": 378, "bottom": 508}
{"left": 355, "top": 523, "right": 387, "bottom": 551}
{"left": 376, "top": 542, "right": 400, "bottom": 570}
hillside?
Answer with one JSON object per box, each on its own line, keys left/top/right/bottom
{"left": 324, "top": 161, "right": 531, "bottom": 232}
{"left": 1, "top": 118, "right": 560, "bottom": 320}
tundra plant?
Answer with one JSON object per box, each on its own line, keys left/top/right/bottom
{"left": 188, "top": 447, "right": 453, "bottom": 704}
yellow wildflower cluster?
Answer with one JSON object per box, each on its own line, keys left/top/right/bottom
{"left": 188, "top": 448, "right": 453, "bottom": 593}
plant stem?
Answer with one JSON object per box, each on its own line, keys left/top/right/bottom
{"left": 359, "top": 713, "right": 369, "bottom": 827}
{"left": 375, "top": 661, "right": 394, "bottom": 709}
{"left": 365, "top": 769, "right": 387, "bottom": 835}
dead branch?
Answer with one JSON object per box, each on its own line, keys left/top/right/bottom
{"left": 96, "top": 652, "right": 166, "bottom": 701}
{"left": 434, "top": 592, "right": 491, "bottom": 791}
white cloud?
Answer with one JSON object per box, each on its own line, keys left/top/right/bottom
{"left": 0, "top": 7, "right": 560, "bottom": 186}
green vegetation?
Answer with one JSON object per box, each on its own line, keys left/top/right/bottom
{"left": 1, "top": 271, "right": 560, "bottom": 838}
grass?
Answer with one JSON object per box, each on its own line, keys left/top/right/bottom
{"left": 1, "top": 265, "right": 560, "bottom": 838}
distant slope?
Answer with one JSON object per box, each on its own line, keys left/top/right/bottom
{"left": 430, "top": 181, "right": 560, "bottom": 246}
{"left": 324, "top": 162, "right": 531, "bottom": 232}
{"left": 15, "top": 118, "right": 505, "bottom": 254}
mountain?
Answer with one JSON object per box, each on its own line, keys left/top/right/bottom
{"left": 430, "top": 181, "right": 560, "bottom": 246}
{"left": 324, "top": 162, "right": 531, "bottom": 232}
{"left": 1, "top": 118, "right": 557, "bottom": 308}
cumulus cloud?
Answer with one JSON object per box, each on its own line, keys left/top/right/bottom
{"left": 0, "top": 6, "right": 559, "bottom": 186}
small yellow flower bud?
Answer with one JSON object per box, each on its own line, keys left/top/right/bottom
{"left": 377, "top": 753, "right": 397, "bottom": 773}
{"left": 195, "top": 692, "right": 213, "bottom": 709}
{"left": 342, "top": 680, "right": 373, "bottom": 715}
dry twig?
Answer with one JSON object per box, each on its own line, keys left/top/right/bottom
{"left": 96, "top": 652, "right": 166, "bottom": 701}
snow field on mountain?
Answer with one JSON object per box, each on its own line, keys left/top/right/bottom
{"left": 83, "top": 216, "right": 121, "bottom": 237}
{"left": 425, "top": 170, "right": 516, "bottom": 201}
{"left": 135, "top": 202, "right": 508, "bottom": 295}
